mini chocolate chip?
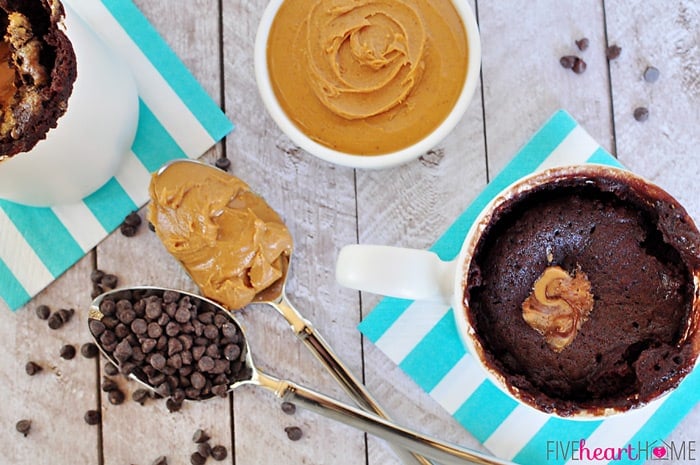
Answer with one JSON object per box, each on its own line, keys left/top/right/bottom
{"left": 281, "top": 401, "right": 296, "bottom": 415}
{"left": 214, "top": 157, "right": 231, "bottom": 171}
{"left": 166, "top": 398, "right": 182, "bottom": 413}
{"left": 15, "top": 419, "right": 31, "bottom": 436}
{"left": 606, "top": 44, "right": 621, "bottom": 60}
{"left": 101, "top": 376, "right": 120, "bottom": 392}
{"left": 84, "top": 410, "right": 101, "bottom": 425}
{"left": 35, "top": 305, "right": 50, "bottom": 320}
{"left": 131, "top": 318, "right": 148, "bottom": 335}
{"left": 575, "top": 37, "right": 589, "bottom": 51}
{"left": 132, "top": 388, "right": 151, "bottom": 405}
{"left": 60, "top": 344, "right": 76, "bottom": 360}
{"left": 211, "top": 384, "right": 228, "bottom": 397}
{"left": 48, "top": 312, "right": 64, "bottom": 330}
{"left": 284, "top": 426, "right": 303, "bottom": 441}
{"left": 101, "top": 274, "right": 118, "bottom": 289}
{"left": 91, "top": 269, "right": 105, "bottom": 284}
{"left": 114, "top": 339, "right": 133, "bottom": 363}
{"left": 25, "top": 361, "right": 42, "bottom": 376}
{"left": 210, "top": 445, "right": 228, "bottom": 461}
{"left": 151, "top": 353, "right": 167, "bottom": 371}
{"left": 57, "top": 308, "right": 75, "bottom": 323}
{"left": 124, "top": 211, "right": 142, "bottom": 227}
{"left": 145, "top": 301, "right": 163, "bottom": 320}
{"left": 559, "top": 55, "right": 577, "bottom": 69}
{"left": 190, "top": 452, "right": 206, "bottom": 465}
{"left": 197, "top": 442, "right": 211, "bottom": 458}
{"left": 120, "top": 224, "right": 137, "bottom": 237}
{"left": 192, "top": 429, "right": 210, "bottom": 444}
{"left": 151, "top": 456, "right": 168, "bottom": 465}
{"left": 198, "top": 356, "right": 215, "bottom": 372}
{"left": 104, "top": 361, "right": 119, "bottom": 376}
{"left": 223, "top": 344, "right": 240, "bottom": 361}
{"left": 633, "top": 106, "right": 649, "bottom": 122}
{"left": 643, "top": 66, "right": 660, "bottom": 83}
{"left": 81, "top": 342, "right": 99, "bottom": 359}
{"left": 108, "top": 389, "right": 125, "bottom": 405}
{"left": 572, "top": 57, "right": 587, "bottom": 74}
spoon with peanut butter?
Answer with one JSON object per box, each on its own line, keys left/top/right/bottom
{"left": 147, "top": 159, "right": 432, "bottom": 465}
{"left": 88, "top": 286, "right": 513, "bottom": 465}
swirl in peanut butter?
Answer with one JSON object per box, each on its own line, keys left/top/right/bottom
{"left": 305, "top": 0, "right": 425, "bottom": 120}
{"left": 148, "top": 161, "right": 293, "bottom": 310}
{"left": 267, "top": 0, "right": 468, "bottom": 155}
{"left": 522, "top": 266, "right": 594, "bottom": 352}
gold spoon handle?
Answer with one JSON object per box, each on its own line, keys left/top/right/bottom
{"left": 271, "top": 295, "right": 435, "bottom": 465}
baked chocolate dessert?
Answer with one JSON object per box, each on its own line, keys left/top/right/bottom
{"left": 0, "top": 0, "right": 76, "bottom": 159}
{"left": 465, "top": 168, "right": 700, "bottom": 416}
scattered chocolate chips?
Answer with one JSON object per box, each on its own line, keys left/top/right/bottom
{"left": 210, "top": 445, "right": 228, "bottom": 461}
{"left": 91, "top": 269, "right": 105, "bottom": 284}
{"left": 101, "top": 273, "right": 118, "bottom": 289}
{"left": 606, "top": 44, "right": 622, "bottom": 60}
{"left": 132, "top": 388, "right": 151, "bottom": 405}
{"left": 281, "top": 401, "right": 296, "bottom": 415}
{"left": 643, "top": 66, "right": 660, "bottom": 83}
{"left": 15, "top": 419, "right": 31, "bottom": 436}
{"left": 25, "top": 361, "right": 42, "bottom": 376}
{"left": 104, "top": 361, "right": 119, "bottom": 376}
{"left": 197, "top": 442, "right": 211, "bottom": 458}
{"left": 60, "top": 344, "right": 77, "bottom": 360}
{"left": 91, "top": 271, "right": 120, "bottom": 298}
{"left": 284, "top": 426, "right": 303, "bottom": 441}
{"left": 120, "top": 211, "right": 143, "bottom": 237}
{"left": 572, "top": 58, "right": 587, "bottom": 74}
{"left": 84, "top": 410, "right": 101, "bottom": 425}
{"left": 190, "top": 452, "right": 206, "bottom": 465}
{"left": 559, "top": 55, "right": 577, "bottom": 69}
{"left": 575, "top": 38, "right": 589, "bottom": 51}
{"left": 166, "top": 398, "right": 183, "bottom": 413}
{"left": 192, "top": 429, "right": 210, "bottom": 444}
{"left": 81, "top": 342, "right": 99, "bottom": 359}
{"left": 101, "top": 376, "right": 119, "bottom": 392}
{"left": 633, "top": 106, "right": 649, "bottom": 122}
{"left": 35, "top": 304, "right": 50, "bottom": 320}
{"left": 151, "top": 456, "right": 168, "bottom": 465}
{"left": 88, "top": 289, "right": 250, "bottom": 404}
{"left": 214, "top": 157, "right": 231, "bottom": 171}
{"left": 47, "top": 312, "right": 64, "bottom": 330}
{"left": 58, "top": 308, "right": 75, "bottom": 324}
{"left": 108, "top": 388, "right": 126, "bottom": 405}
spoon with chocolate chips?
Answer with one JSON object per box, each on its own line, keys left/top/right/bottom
{"left": 88, "top": 286, "right": 513, "bottom": 465}
{"left": 147, "top": 159, "right": 433, "bottom": 465}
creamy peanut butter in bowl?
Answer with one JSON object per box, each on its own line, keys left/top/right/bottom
{"left": 254, "top": 0, "right": 481, "bottom": 169}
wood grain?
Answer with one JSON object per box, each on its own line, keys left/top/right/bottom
{"left": 1, "top": 1, "right": 697, "bottom": 464}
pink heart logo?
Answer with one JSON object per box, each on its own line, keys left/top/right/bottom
{"left": 652, "top": 446, "right": 667, "bottom": 458}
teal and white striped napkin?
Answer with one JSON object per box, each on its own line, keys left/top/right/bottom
{"left": 358, "top": 110, "right": 699, "bottom": 465}
{"left": 0, "top": 0, "right": 233, "bottom": 311}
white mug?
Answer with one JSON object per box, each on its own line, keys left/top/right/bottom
{"left": 0, "top": 2, "right": 138, "bottom": 206}
{"left": 336, "top": 164, "right": 700, "bottom": 418}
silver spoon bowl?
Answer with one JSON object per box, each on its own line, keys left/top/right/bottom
{"left": 88, "top": 286, "right": 513, "bottom": 465}
{"left": 153, "top": 159, "right": 431, "bottom": 465}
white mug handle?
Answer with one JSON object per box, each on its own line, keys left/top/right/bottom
{"left": 336, "top": 245, "right": 457, "bottom": 305}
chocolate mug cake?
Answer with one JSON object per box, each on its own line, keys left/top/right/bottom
{"left": 464, "top": 166, "right": 700, "bottom": 416}
{"left": 0, "top": 0, "right": 76, "bottom": 159}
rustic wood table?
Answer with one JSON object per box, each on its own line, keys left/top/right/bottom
{"left": 2, "top": 1, "right": 698, "bottom": 464}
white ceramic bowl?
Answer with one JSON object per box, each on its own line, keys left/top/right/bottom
{"left": 254, "top": 0, "right": 481, "bottom": 169}
{"left": 0, "top": 2, "right": 138, "bottom": 206}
